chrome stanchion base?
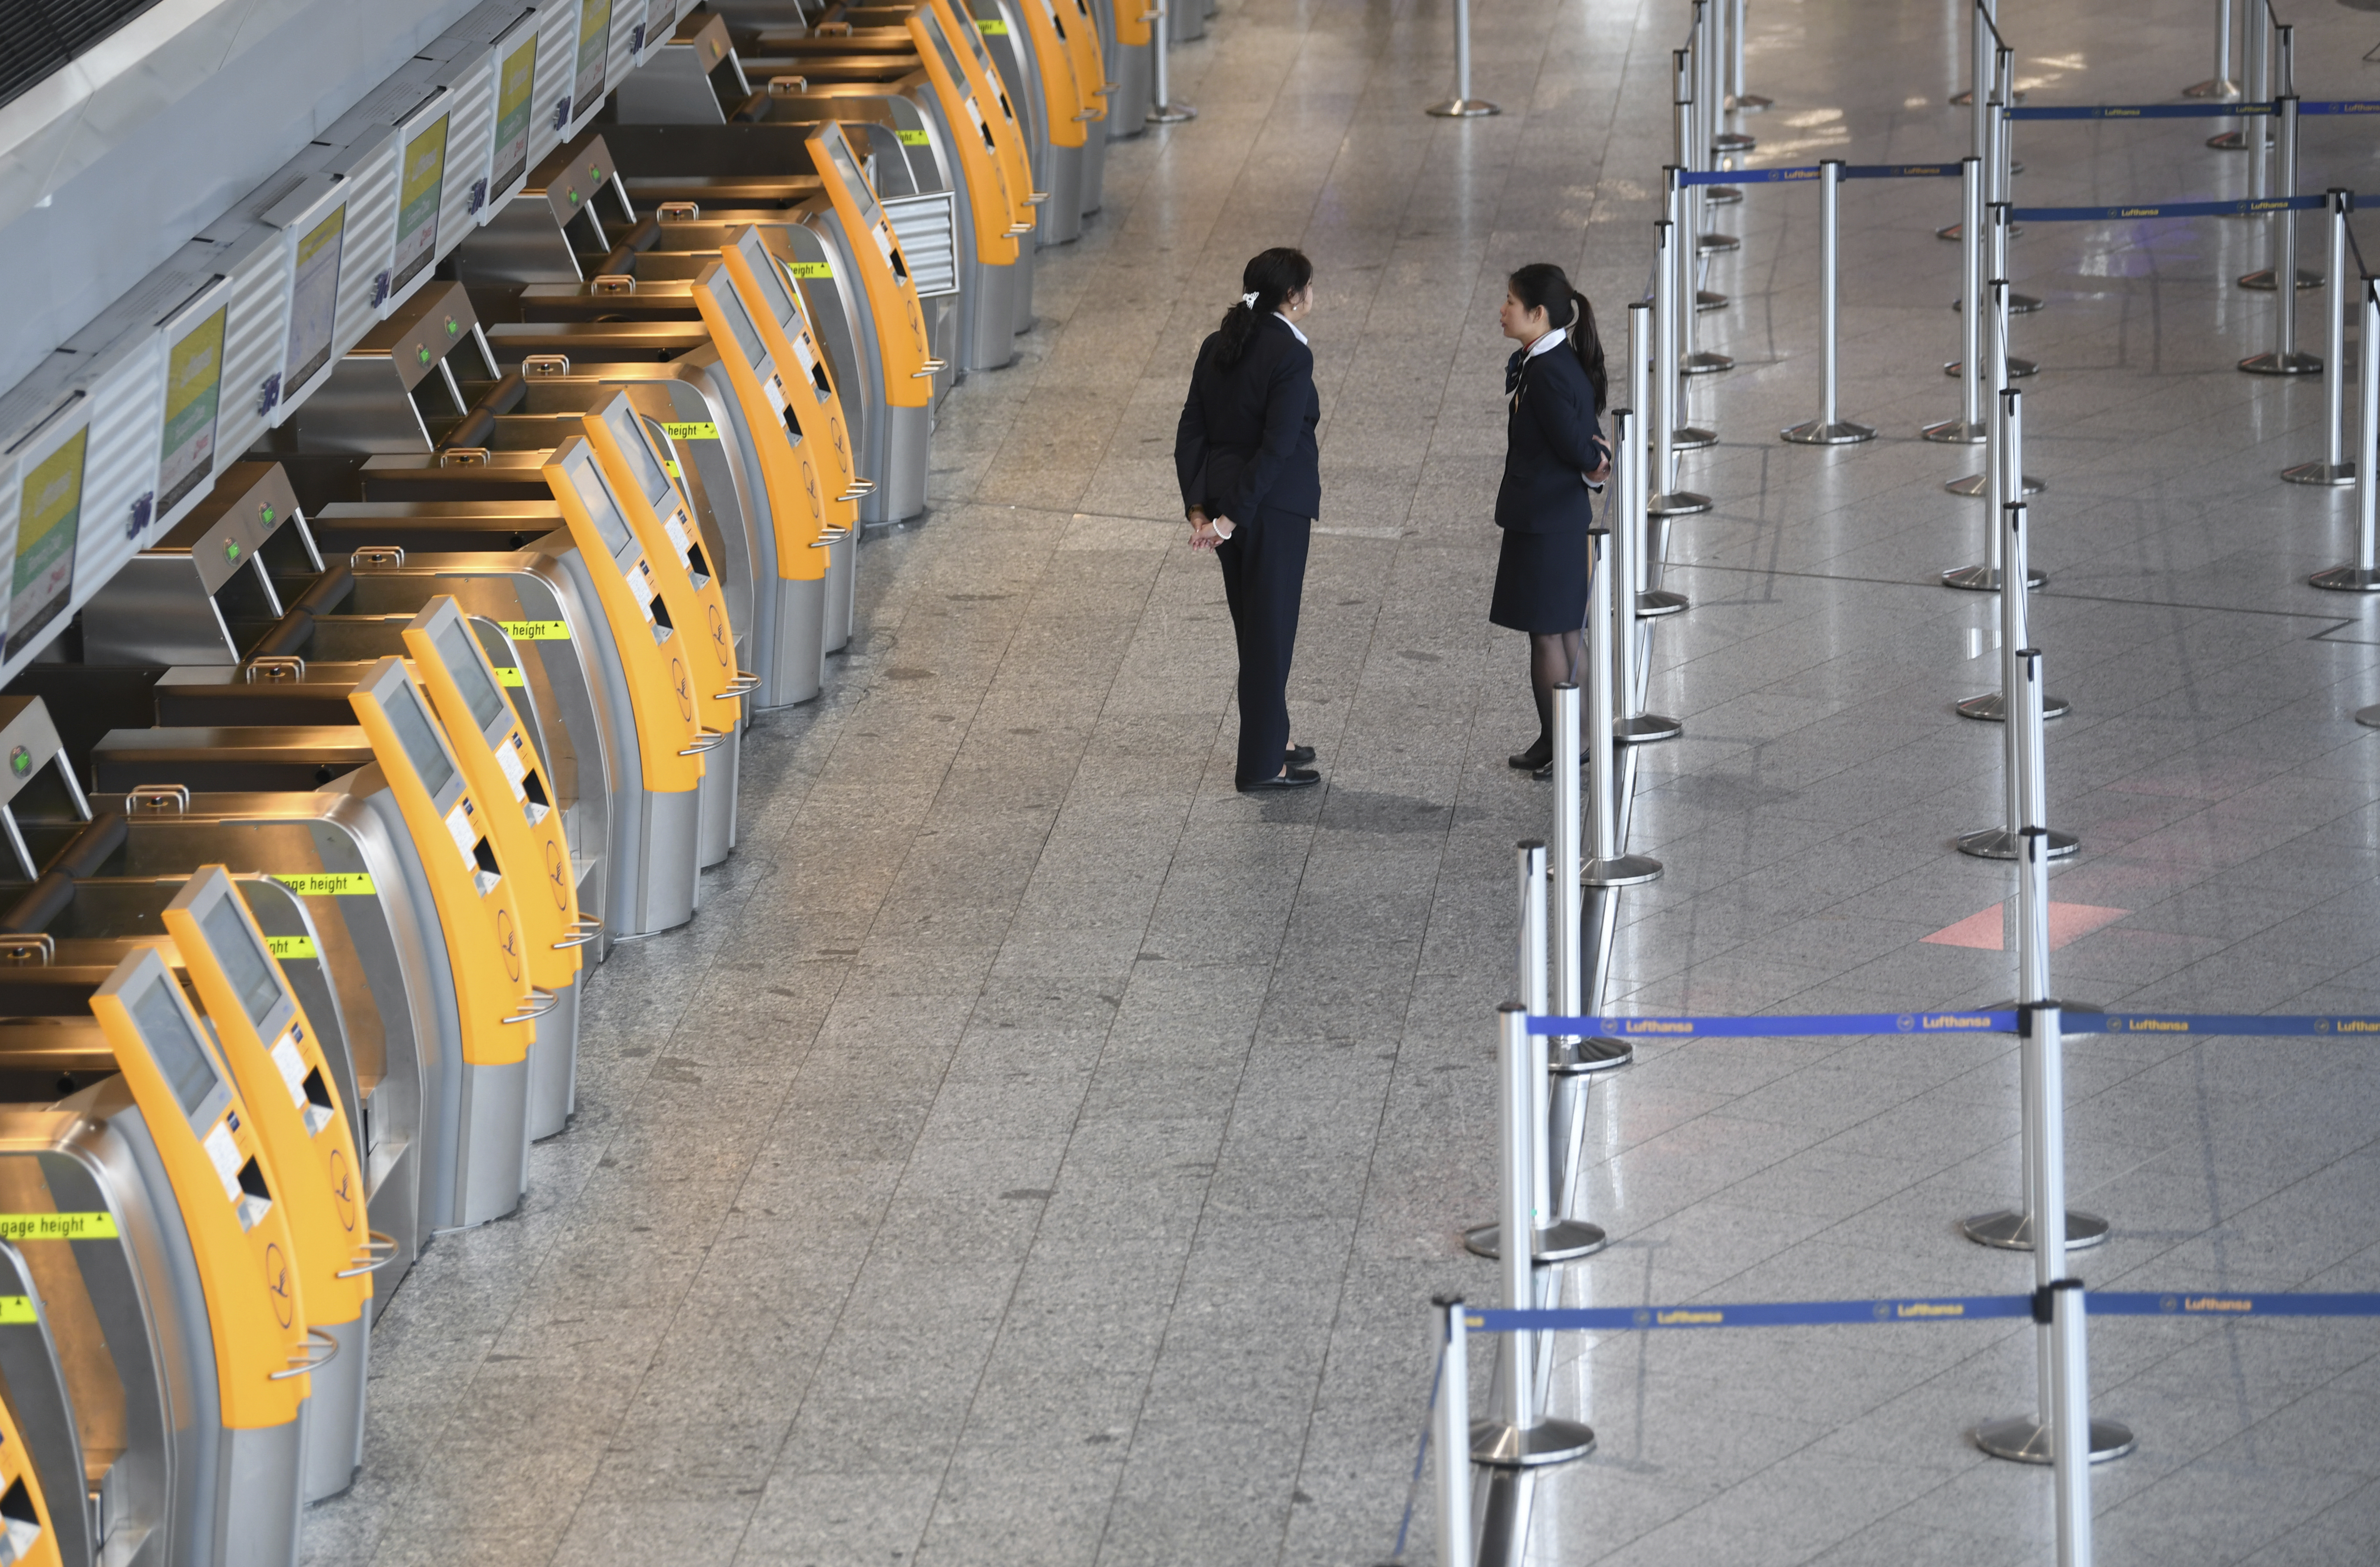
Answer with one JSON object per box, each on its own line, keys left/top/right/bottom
{"left": 1583, "top": 854, "right": 1663, "bottom": 888}
{"left": 2239, "top": 350, "right": 2323, "bottom": 375}
{"left": 1695, "top": 233, "right": 1740, "bottom": 255}
{"left": 1955, "top": 826, "right": 2080, "bottom": 861}
{"left": 1972, "top": 1416, "right": 2138, "bottom": 1465}
{"left": 1648, "top": 490, "right": 1712, "bottom": 517}
{"left": 1696, "top": 289, "right": 1728, "bottom": 312}
{"left": 1425, "top": 98, "right": 1500, "bottom": 118}
{"left": 1682, "top": 351, "right": 1734, "bottom": 375}
{"left": 1553, "top": 1036, "right": 1635, "bottom": 1073}
{"left": 2359, "top": 705, "right": 2380, "bottom": 728}
{"left": 1715, "top": 131, "right": 1755, "bottom": 151}
{"left": 1472, "top": 1416, "right": 1596, "bottom": 1468}
{"left": 1944, "top": 357, "right": 2038, "bottom": 380}
{"left": 1706, "top": 187, "right": 1743, "bottom": 209}
{"left": 1961, "top": 1206, "right": 2110, "bottom": 1250}
{"left": 1955, "top": 689, "right": 2072, "bottom": 721}
{"left": 2182, "top": 76, "right": 2242, "bottom": 99}
{"left": 1945, "top": 471, "right": 2045, "bottom": 497}
{"left": 1673, "top": 424, "right": 1718, "bottom": 450}
{"left": 1922, "top": 417, "right": 1989, "bottom": 445}
{"left": 1729, "top": 93, "right": 1771, "bottom": 111}
{"left": 2282, "top": 460, "right": 2356, "bottom": 487}
{"left": 1614, "top": 713, "right": 1683, "bottom": 744}
{"left": 2238, "top": 268, "right": 2323, "bottom": 292}
{"left": 1938, "top": 222, "right": 1962, "bottom": 243}
{"left": 1462, "top": 1220, "right": 1609, "bottom": 1262}
{"left": 2209, "top": 128, "right": 2246, "bottom": 150}
{"left": 2310, "top": 564, "right": 2380, "bottom": 591}
{"left": 1781, "top": 418, "right": 1878, "bottom": 446}
{"left": 1637, "top": 589, "right": 1689, "bottom": 617}
{"left": 1148, "top": 104, "right": 1198, "bottom": 124}
{"left": 1942, "top": 564, "right": 2046, "bottom": 592}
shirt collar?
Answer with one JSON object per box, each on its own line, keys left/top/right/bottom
{"left": 1526, "top": 328, "right": 1567, "bottom": 360}
{"left": 1274, "top": 311, "right": 1309, "bottom": 345}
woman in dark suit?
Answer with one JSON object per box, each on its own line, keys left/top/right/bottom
{"left": 1490, "top": 262, "right": 1611, "bottom": 778}
{"left": 1176, "top": 247, "right": 1324, "bottom": 793}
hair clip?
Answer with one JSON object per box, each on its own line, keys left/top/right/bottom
{"left": 1241, "top": 291, "right": 1260, "bottom": 308}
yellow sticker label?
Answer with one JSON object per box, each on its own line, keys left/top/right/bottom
{"left": 786, "top": 261, "right": 833, "bottom": 278}
{"left": 976, "top": 17, "right": 1008, "bottom": 32}
{"left": 499, "top": 620, "right": 569, "bottom": 641}
{"left": 897, "top": 129, "right": 930, "bottom": 145}
{"left": 272, "top": 873, "right": 376, "bottom": 897}
{"left": 0, "top": 1296, "right": 33, "bottom": 1323}
{"left": 658, "top": 422, "right": 717, "bottom": 441}
{"left": 662, "top": 460, "right": 681, "bottom": 478}
{"left": 494, "top": 665, "right": 526, "bottom": 687}
{"left": 264, "top": 936, "right": 318, "bottom": 961}
{"left": 0, "top": 1213, "right": 118, "bottom": 1242}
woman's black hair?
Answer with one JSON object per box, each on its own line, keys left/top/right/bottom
{"left": 1508, "top": 262, "right": 1607, "bottom": 413}
{"left": 1216, "top": 247, "right": 1316, "bottom": 367}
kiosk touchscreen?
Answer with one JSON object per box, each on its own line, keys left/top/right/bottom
{"left": 87, "top": 946, "right": 312, "bottom": 1567}
{"left": 400, "top": 596, "right": 598, "bottom": 1140}
{"left": 161, "top": 868, "right": 380, "bottom": 1504}
{"left": 347, "top": 658, "right": 538, "bottom": 1228}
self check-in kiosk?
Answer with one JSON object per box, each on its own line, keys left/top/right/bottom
{"left": 0, "top": 1293, "right": 68, "bottom": 1566}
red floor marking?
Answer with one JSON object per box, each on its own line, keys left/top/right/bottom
{"left": 1920, "top": 902, "right": 2130, "bottom": 952}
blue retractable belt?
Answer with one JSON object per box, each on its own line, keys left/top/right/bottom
{"left": 1525, "top": 1011, "right": 2015, "bottom": 1038}
{"left": 1467, "top": 1291, "right": 2380, "bottom": 1333}
{"left": 2011, "top": 194, "right": 2325, "bottom": 222}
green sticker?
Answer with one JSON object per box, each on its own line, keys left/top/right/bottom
{"left": 976, "top": 17, "right": 1008, "bottom": 33}
{"left": 271, "top": 873, "right": 376, "bottom": 897}
{"left": 0, "top": 1296, "right": 33, "bottom": 1323}
{"left": 0, "top": 1213, "right": 118, "bottom": 1242}
{"left": 494, "top": 665, "right": 526, "bottom": 687}
{"left": 499, "top": 620, "right": 569, "bottom": 641}
{"left": 658, "top": 422, "right": 717, "bottom": 441}
{"left": 264, "top": 935, "right": 318, "bottom": 961}
{"left": 897, "top": 129, "right": 930, "bottom": 146}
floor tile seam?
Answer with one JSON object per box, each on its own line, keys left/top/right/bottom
{"left": 1666, "top": 557, "right": 2357, "bottom": 628}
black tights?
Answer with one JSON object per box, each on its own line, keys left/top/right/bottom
{"left": 1529, "top": 630, "right": 1583, "bottom": 747}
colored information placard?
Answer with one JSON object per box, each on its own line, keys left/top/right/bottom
{"left": 284, "top": 204, "right": 347, "bottom": 395}
{"left": 0, "top": 1213, "right": 119, "bottom": 1241}
{"left": 271, "top": 873, "right": 377, "bottom": 897}
{"left": 391, "top": 113, "right": 451, "bottom": 294}
{"left": 9, "top": 428, "right": 85, "bottom": 660}
{"left": 158, "top": 305, "right": 227, "bottom": 515}
{"left": 491, "top": 32, "right": 540, "bottom": 196}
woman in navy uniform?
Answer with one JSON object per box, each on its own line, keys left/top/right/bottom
{"left": 1176, "top": 247, "right": 1324, "bottom": 793}
{"left": 1490, "top": 262, "right": 1611, "bottom": 777}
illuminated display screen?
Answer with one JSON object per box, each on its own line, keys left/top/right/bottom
{"left": 490, "top": 33, "right": 539, "bottom": 195}
{"left": 390, "top": 113, "right": 450, "bottom": 293}
{"left": 600, "top": 400, "right": 678, "bottom": 514}
{"left": 382, "top": 676, "right": 457, "bottom": 797}
{"left": 157, "top": 304, "right": 226, "bottom": 515}
{"left": 818, "top": 130, "right": 888, "bottom": 229}
{"left": 574, "top": 0, "right": 614, "bottom": 117}
{"left": 707, "top": 278, "right": 769, "bottom": 372}
{"left": 201, "top": 896, "right": 285, "bottom": 1029}
{"left": 8, "top": 428, "right": 85, "bottom": 660}
{"left": 433, "top": 616, "right": 510, "bottom": 734}
{"left": 566, "top": 456, "right": 636, "bottom": 557}
{"left": 282, "top": 203, "right": 347, "bottom": 394}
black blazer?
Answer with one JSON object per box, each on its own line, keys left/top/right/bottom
{"left": 1175, "top": 315, "right": 1323, "bottom": 523}
{"left": 1493, "top": 344, "right": 1608, "bottom": 536}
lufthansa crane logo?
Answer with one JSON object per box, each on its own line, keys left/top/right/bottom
{"left": 803, "top": 460, "right": 819, "bottom": 512}
{"left": 265, "top": 1243, "right": 295, "bottom": 1329}
{"left": 671, "top": 657, "right": 692, "bottom": 719}
{"left": 497, "top": 908, "right": 522, "bottom": 982}
{"left": 544, "top": 840, "right": 569, "bottom": 908}
{"left": 329, "top": 1148, "right": 357, "bottom": 1232}
{"left": 708, "top": 602, "right": 729, "bottom": 665}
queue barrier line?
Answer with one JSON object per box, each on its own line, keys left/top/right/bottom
{"left": 2000, "top": 100, "right": 2377, "bottom": 120}
{"left": 2010, "top": 194, "right": 2325, "bottom": 221}
{"left": 1679, "top": 164, "right": 1961, "bottom": 187}
{"left": 1465, "top": 1290, "right": 2380, "bottom": 1334}
{"left": 1526, "top": 1010, "right": 2380, "bottom": 1039}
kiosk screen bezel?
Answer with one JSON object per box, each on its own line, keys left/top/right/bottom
{"left": 282, "top": 203, "right": 348, "bottom": 395}
{"left": 431, "top": 614, "right": 513, "bottom": 741}
{"left": 390, "top": 110, "right": 451, "bottom": 294}
{"left": 7, "top": 424, "right": 85, "bottom": 661}
{"left": 197, "top": 891, "right": 295, "bottom": 1035}
{"left": 562, "top": 450, "right": 638, "bottom": 561}
{"left": 818, "top": 130, "right": 890, "bottom": 231}
{"left": 704, "top": 278, "right": 772, "bottom": 378}
{"left": 489, "top": 27, "right": 541, "bottom": 197}
{"left": 129, "top": 968, "right": 232, "bottom": 1128}
{"left": 380, "top": 672, "right": 460, "bottom": 800}
{"left": 157, "top": 298, "right": 227, "bottom": 515}
{"left": 597, "top": 397, "right": 680, "bottom": 517}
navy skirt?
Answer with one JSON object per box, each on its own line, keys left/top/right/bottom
{"left": 1488, "top": 526, "right": 1590, "bottom": 634}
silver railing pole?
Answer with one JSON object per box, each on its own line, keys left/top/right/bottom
{"left": 1609, "top": 408, "right": 1683, "bottom": 743}
{"left": 1925, "top": 158, "right": 1988, "bottom": 443}
{"left": 1627, "top": 302, "right": 1690, "bottom": 617}
{"left": 1471, "top": 1007, "right": 1596, "bottom": 1469}
{"left": 1783, "top": 161, "right": 1876, "bottom": 445}
{"left": 2243, "top": 25, "right": 2301, "bottom": 287}
{"left": 1424, "top": 0, "right": 1498, "bottom": 116}
{"left": 1728, "top": 0, "right": 1767, "bottom": 109}
{"left": 1706, "top": 0, "right": 1752, "bottom": 156}
{"left": 1967, "top": 0, "right": 1989, "bottom": 151}
{"left": 2313, "top": 281, "right": 2380, "bottom": 591}
{"left": 1553, "top": 684, "right": 1581, "bottom": 1032}
{"left": 1650, "top": 218, "right": 1712, "bottom": 515}
{"left": 1147, "top": 0, "right": 1195, "bottom": 123}
{"left": 1433, "top": 1296, "right": 1474, "bottom": 1567}
{"left": 2183, "top": 0, "right": 2239, "bottom": 98}
{"left": 1668, "top": 162, "right": 1731, "bottom": 394}
{"left": 2242, "top": 95, "right": 2316, "bottom": 372}
{"left": 2286, "top": 192, "right": 2357, "bottom": 486}
{"left": 2212, "top": 0, "right": 2266, "bottom": 151}
{"left": 1990, "top": 56, "right": 2043, "bottom": 315}
{"left": 1985, "top": 198, "right": 2040, "bottom": 380}
{"left": 2050, "top": 1278, "right": 2096, "bottom": 1567}
{"left": 1582, "top": 532, "right": 1662, "bottom": 890}
{"left": 1945, "top": 279, "right": 2013, "bottom": 587}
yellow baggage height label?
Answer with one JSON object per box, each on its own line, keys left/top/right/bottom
{"left": 493, "top": 665, "right": 526, "bottom": 686}
{"left": 271, "top": 872, "right": 376, "bottom": 896}
{"left": 898, "top": 129, "right": 930, "bottom": 145}
{"left": 658, "top": 422, "right": 717, "bottom": 441}
{"left": 0, "top": 1296, "right": 33, "bottom": 1322}
{"left": 263, "top": 935, "right": 318, "bottom": 961}
{"left": 0, "top": 1213, "right": 119, "bottom": 1241}
{"left": 786, "top": 260, "right": 833, "bottom": 278}
{"left": 500, "top": 620, "right": 569, "bottom": 641}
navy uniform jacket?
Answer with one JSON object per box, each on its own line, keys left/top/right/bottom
{"left": 1175, "top": 315, "right": 1323, "bottom": 523}
{"left": 1493, "top": 343, "right": 1608, "bottom": 535}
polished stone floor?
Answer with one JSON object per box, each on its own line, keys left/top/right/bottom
{"left": 304, "top": 0, "right": 2380, "bottom": 1563}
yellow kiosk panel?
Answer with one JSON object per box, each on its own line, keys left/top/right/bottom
{"left": 807, "top": 125, "right": 937, "bottom": 404}
{"left": 933, "top": 0, "right": 1042, "bottom": 228}
{"left": 688, "top": 263, "right": 832, "bottom": 583}
{"left": 902, "top": 10, "right": 1024, "bottom": 264}
{"left": 724, "top": 230, "right": 866, "bottom": 526}
{"left": 88, "top": 949, "right": 312, "bottom": 1426}
{"left": 1011, "top": 0, "right": 1091, "bottom": 149}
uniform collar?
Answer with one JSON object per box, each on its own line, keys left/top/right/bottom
{"left": 1525, "top": 328, "right": 1568, "bottom": 360}
{"left": 1273, "top": 311, "right": 1309, "bottom": 345}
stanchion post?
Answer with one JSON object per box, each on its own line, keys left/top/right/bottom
{"left": 2049, "top": 1279, "right": 2096, "bottom": 1567}
{"left": 1627, "top": 302, "right": 1689, "bottom": 616}
{"left": 1925, "top": 158, "right": 1988, "bottom": 443}
{"left": 1582, "top": 532, "right": 1662, "bottom": 890}
{"left": 1147, "top": 0, "right": 1195, "bottom": 123}
{"left": 1424, "top": 0, "right": 1498, "bottom": 116}
{"left": 1552, "top": 685, "right": 1582, "bottom": 1041}
{"left": 2183, "top": 0, "right": 2239, "bottom": 99}
{"left": 2312, "top": 280, "right": 2380, "bottom": 591}
{"left": 2242, "top": 30, "right": 2312, "bottom": 288}
{"left": 1609, "top": 408, "right": 1683, "bottom": 743}
{"left": 1706, "top": 0, "right": 1753, "bottom": 154}
{"left": 1783, "top": 161, "right": 1876, "bottom": 445}
{"left": 1727, "top": 0, "right": 1768, "bottom": 110}
{"left": 2241, "top": 96, "right": 2318, "bottom": 373}
{"left": 1944, "top": 281, "right": 2015, "bottom": 587}
{"left": 1433, "top": 1296, "right": 1474, "bottom": 1567}
{"left": 2285, "top": 191, "right": 2357, "bottom": 485}
{"left": 1650, "top": 219, "right": 1712, "bottom": 516}
{"left": 2212, "top": 0, "right": 2265, "bottom": 151}
{"left": 1669, "top": 164, "right": 1731, "bottom": 383}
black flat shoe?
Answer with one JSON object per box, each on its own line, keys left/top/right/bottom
{"left": 1240, "top": 767, "right": 1321, "bottom": 793}
{"left": 1509, "top": 738, "right": 1552, "bottom": 771}
{"left": 1286, "top": 743, "right": 1316, "bottom": 765}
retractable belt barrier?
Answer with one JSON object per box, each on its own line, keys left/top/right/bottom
{"left": 1466, "top": 1288, "right": 2380, "bottom": 1334}
{"left": 2002, "top": 99, "right": 2378, "bottom": 120}
{"left": 2012, "top": 193, "right": 2322, "bottom": 222}
{"left": 1524, "top": 1010, "right": 2380, "bottom": 1038}
{"left": 1679, "top": 164, "right": 1960, "bottom": 186}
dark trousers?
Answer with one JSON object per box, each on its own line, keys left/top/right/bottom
{"left": 1215, "top": 506, "right": 1311, "bottom": 788}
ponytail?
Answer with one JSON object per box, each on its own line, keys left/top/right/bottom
{"left": 1216, "top": 246, "right": 1315, "bottom": 368}
{"left": 1507, "top": 263, "right": 1608, "bottom": 413}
